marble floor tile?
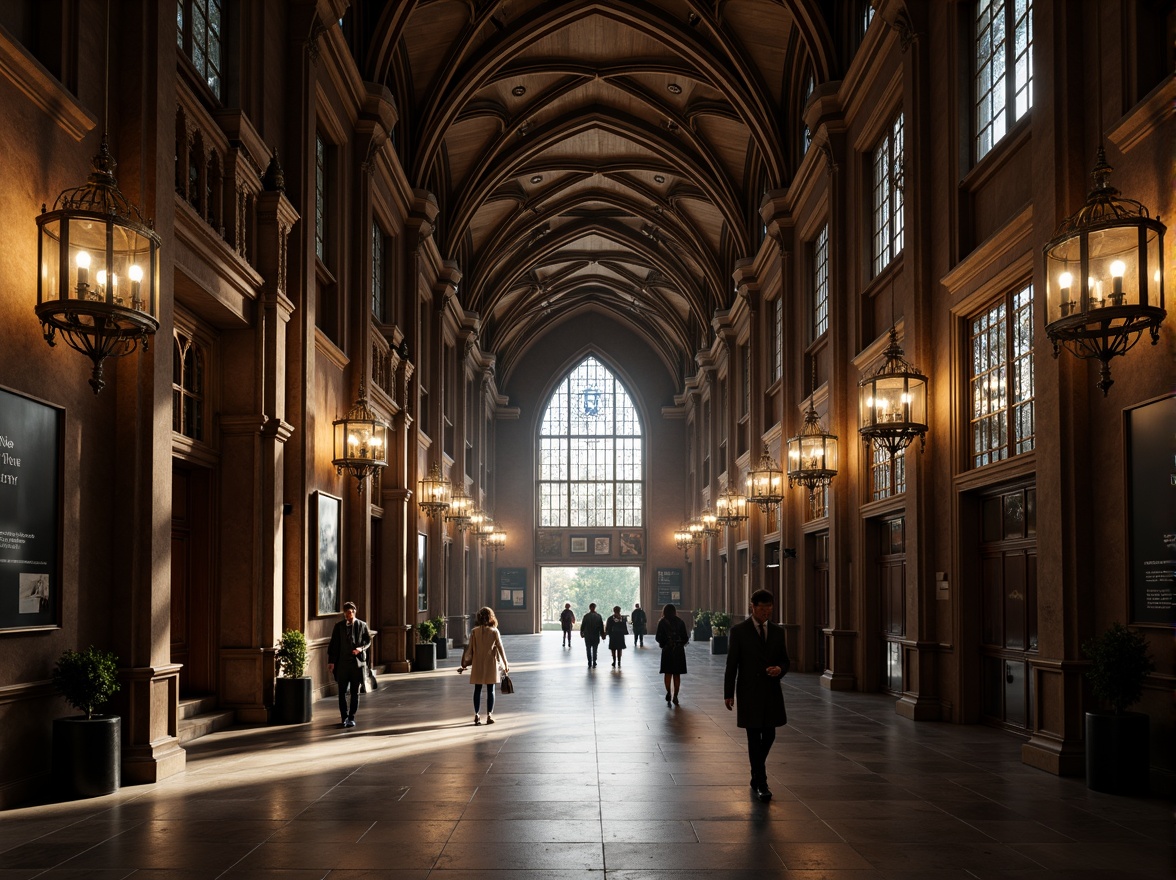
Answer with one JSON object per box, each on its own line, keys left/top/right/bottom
{"left": 1, "top": 632, "right": 1169, "bottom": 879}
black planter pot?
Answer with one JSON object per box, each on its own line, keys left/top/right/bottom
{"left": 275, "top": 676, "right": 313, "bottom": 724}
{"left": 693, "top": 624, "right": 712, "bottom": 642}
{"left": 415, "top": 643, "right": 437, "bottom": 671}
{"left": 52, "top": 715, "right": 120, "bottom": 799}
{"left": 710, "top": 635, "right": 729, "bottom": 654}
{"left": 433, "top": 636, "right": 449, "bottom": 660}
{"left": 1086, "top": 711, "right": 1149, "bottom": 795}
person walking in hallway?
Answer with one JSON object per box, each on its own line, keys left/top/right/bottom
{"left": 327, "top": 601, "right": 372, "bottom": 729}
{"left": 655, "top": 604, "right": 689, "bottom": 704}
{"left": 605, "top": 605, "right": 628, "bottom": 667}
{"left": 630, "top": 603, "right": 647, "bottom": 647}
{"left": 580, "top": 602, "right": 604, "bottom": 668}
{"left": 458, "top": 606, "right": 510, "bottom": 724}
{"left": 724, "top": 589, "right": 790, "bottom": 802}
{"left": 559, "top": 603, "right": 576, "bottom": 647}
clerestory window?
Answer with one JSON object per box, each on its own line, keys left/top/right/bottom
{"left": 538, "top": 356, "right": 643, "bottom": 528}
{"left": 975, "top": 0, "right": 1033, "bottom": 161}
{"left": 177, "top": 0, "right": 223, "bottom": 98}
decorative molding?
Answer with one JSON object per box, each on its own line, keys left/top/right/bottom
{"left": 0, "top": 27, "right": 95, "bottom": 142}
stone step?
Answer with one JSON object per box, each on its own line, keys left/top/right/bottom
{"left": 178, "top": 695, "right": 219, "bottom": 721}
{"left": 177, "top": 707, "right": 236, "bottom": 745}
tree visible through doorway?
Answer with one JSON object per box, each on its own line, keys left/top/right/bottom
{"left": 542, "top": 567, "right": 639, "bottom": 627}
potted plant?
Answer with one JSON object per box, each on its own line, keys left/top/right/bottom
{"left": 429, "top": 615, "right": 448, "bottom": 660}
{"left": 51, "top": 646, "right": 121, "bottom": 798}
{"left": 692, "top": 609, "right": 712, "bottom": 642}
{"left": 415, "top": 619, "right": 438, "bottom": 671}
{"left": 1082, "top": 622, "right": 1155, "bottom": 794}
{"left": 274, "top": 629, "right": 312, "bottom": 724}
{"left": 710, "top": 611, "right": 732, "bottom": 654}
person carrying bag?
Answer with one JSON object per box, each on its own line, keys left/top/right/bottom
{"left": 458, "top": 606, "right": 510, "bottom": 724}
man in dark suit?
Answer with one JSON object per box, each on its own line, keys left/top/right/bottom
{"left": 723, "top": 588, "right": 790, "bottom": 801}
{"left": 580, "top": 602, "right": 605, "bottom": 668}
{"left": 327, "top": 601, "right": 372, "bottom": 728}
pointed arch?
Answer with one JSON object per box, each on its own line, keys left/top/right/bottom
{"left": 537, "top": 354, "right": 644, "bottom": 529}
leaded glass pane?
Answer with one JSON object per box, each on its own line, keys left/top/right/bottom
{"left": 970, "top": 284, "right": 1034, "bottom": 467}
{"left": 536, "top": 356, "right": 644, "bottom": 527}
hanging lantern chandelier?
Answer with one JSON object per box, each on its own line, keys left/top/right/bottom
{"left": 746, "top": 446, "right": 785, "bottom": 511}
{"left": 858, "top": 326, "right": 928, "bottom": 459}
{"left": 787, "top": 399, "right": 838, "bottom": 500}
{"left": 714, "top": 481, "right": 749, "bottom": 527}
{"left": 698, "top": 508, "right": 720, "bottom": 537}
{"left": 35, "top": 134, "right": 161, "bottom": 394}
{"left": 1042, "top": 147, "right": 1166, "bottom": 395}
{"left": 331, "top": 383, "right": 389, "bottom": 492}
{"left": 445, "top": 485, "right": 473, "bottom": 530}
{"left": 417, "top": 462, "right": 451, "bottom": 517}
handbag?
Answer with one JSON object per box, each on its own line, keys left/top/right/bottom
{"left": 499, "top": 673, "right": 514, "bottom": 694}
{"left": 362, "top": 664, "right": 379, "bottom": 693}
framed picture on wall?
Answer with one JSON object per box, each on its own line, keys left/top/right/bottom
{"left": 594, "top": 536, "right": 610, "bottom": 555}
{"left": 0, "top": 386, "right": 63, "bottom": 633}
{"left": 619, "top": 530, "right": 644, "bottom": 557}
{"left": 537, "top": 529, "right": 562, "bottom": 557}
{"left": 571, "top": 536, "right": 589, "bottom": 554}
{"left": 314, "top": 491, "right": 342, "bottom": 616}
{"left": 417, "top": 533, "right": 428, "bottom": 612}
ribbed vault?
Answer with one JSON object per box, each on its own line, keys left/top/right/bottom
{"left": 357, "top": 0, "right": 848, "bottom": 382}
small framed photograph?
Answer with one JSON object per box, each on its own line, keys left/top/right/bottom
{"left": 571, "top": 536, "right": 589, "bottom": 554}
{"left": 594, "top": 536, "right": 610, "bottom": 555}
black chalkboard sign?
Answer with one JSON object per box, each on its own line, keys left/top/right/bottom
{"left": 497, "top": 567, "right": 527, "bottom": 609}
{"left": 655, "top": 568, "right": 682, "bottom": 607}
{"left": 0, "top": 387, "right": 63, "bottom": 632}
{"left": 1127, "top": 394, "right": 1175, "bottom": 625}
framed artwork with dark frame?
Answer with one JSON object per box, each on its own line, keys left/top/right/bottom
{"left": 314, "top": 491, "right": 342, "bottom": 617}
{"left": 619, "top": 530, "right": 644, "bottom": 557}
{"left": 593, "top": 536, "right": 611, "bottom": 555}
{"left": 0, "top": 386, "right": 63, "bottom": 633}
{"left": 570, "top": 536, "right": 589, "bottom": 554}
{"left": 537, "top": 529, "right": 563, "bottom": 558}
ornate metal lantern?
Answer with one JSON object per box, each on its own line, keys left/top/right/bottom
{"left": 445, "top": 485, "right": 473, "bottom": 530}
{"left": 714, "top": 481, "right": 749, "bottom": 526}
{"left": 1042, "top": 147, "right": 1166, "bottom": 395}
{"left": 858, "top": 326, "right": 928, "bottom": 458}
{"left": 746, "top": 446, "right": 785, "bottom": 510}
{"left": 35, "top": 135, "right": 161, "bottom": 394}
{"left": 787, "top": 400, "right": 838, "bottom": 500}
{"left": 331, "top": 383, "right": 389, "bottom": 492}
{"left": 417, "top": 462, "right": 451, "bottom": 517}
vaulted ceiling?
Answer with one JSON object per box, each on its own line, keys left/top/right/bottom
{"left": 356, "top": 0, "right": 853, "bottom": 382}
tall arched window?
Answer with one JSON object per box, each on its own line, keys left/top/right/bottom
{"left": 538, "top": 356, "right": 643, "bottom": 527}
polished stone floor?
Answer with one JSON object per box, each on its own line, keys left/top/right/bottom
{"left": 2, "top": 631, "right": 1171, "bottom": 879}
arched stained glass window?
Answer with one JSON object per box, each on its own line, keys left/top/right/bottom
{"left": 538, "top": 356, "right": 643, "bottom": 527}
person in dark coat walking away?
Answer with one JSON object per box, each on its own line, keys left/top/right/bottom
{"left": 580, "top": 602, "right": 605, "bottom": 668}
{"left": 630, "top": 603, "right": 648, "bottom": 647}
{"left": 559, "top": 603, "right": 576, "bottom": 647}
{"left": 723, "top": 588, "right": 790, "bottom": 801}
{"left": 655, "top": 604, "right": 689, "bottom": 704}
{"left": 327, "top": 601, "right": 372, "bottom": 729}
{"left": 605, "top": 606, "right": 628, "bottom": 667}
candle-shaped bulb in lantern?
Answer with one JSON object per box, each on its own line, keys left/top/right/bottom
{"left": 1109, "top": 260, "right": 1126, "bottom": 301}
{"left": 75, "top": 251, "right": 90, "bottom": 292}
{"left": 128, "top": 264, "right": 143, "bottom": 308}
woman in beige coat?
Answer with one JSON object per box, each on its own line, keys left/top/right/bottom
{"left": 458, "top": 606, "right": 510, "bottom": 724}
